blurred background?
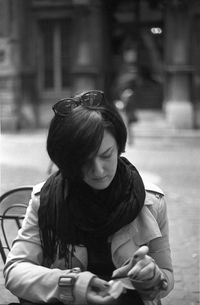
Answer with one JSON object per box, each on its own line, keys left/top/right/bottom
{"left": 0, "top": 0, "right": 200, "bottom": 304}
{"left": 0, "top": 0, "right": 200, "bottom": 131}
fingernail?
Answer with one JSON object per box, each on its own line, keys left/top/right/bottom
{"left": 128, "top": 271, "right": 135, "bottom": 277}
{"left": 128, "top": 270, "right": 138, "bottom": 279}
{"left": 132, "top": 275, "right": 138, "bottom": 280}
{"left": 162, "top": 280, "right": 168, "bottom": 290}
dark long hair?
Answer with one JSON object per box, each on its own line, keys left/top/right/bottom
{"left": 47, "top": 103, "right": 127, "bottom": 180}
{"left": 39, "top": 102, "right": 145, "bottom": 263}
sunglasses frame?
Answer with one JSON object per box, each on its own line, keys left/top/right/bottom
{"left": 52, "top": 90, "right": 105, "bottom": 117}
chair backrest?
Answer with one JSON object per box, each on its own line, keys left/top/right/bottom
{"left": 0, "top": 186, "right": 33, "bottom": 264}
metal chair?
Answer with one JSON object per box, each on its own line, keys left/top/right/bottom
{"left": 0, "top": 186, "right": 33, "bottom": 264}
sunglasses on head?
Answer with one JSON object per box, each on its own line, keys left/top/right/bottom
{"left": 52, "top": 90, "right": 105, "bottom": 117}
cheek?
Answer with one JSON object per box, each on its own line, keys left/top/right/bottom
{"left": 109, "top": 154, "right": 118, "bottom": 174}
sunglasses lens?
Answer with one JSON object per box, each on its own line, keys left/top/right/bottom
{"left": 53, "top": 99, "right": 73, "bottom": 115}
{"left": 81, "top": 91, "right": 104, "bottom": 106}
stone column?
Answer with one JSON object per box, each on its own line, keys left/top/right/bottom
{"left": 0, "top": 0, "right": 16, "bottom": 130}
{"left": 71, "top": 0, "right": 104, "bottom": 94}
{"left": 0, "top": 0, "right": 37, "bottom": 130}
{"left": 164, "top": 2, "right": 194, "bottom": 128}
{"left": 12, "top": 0, "right": 38, "bottom": 129}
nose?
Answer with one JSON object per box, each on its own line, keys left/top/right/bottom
{"left": 92, "top": 158, "right": 104, "bottom": 177}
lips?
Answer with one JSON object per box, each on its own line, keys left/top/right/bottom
{"left": 93, "top": 176, "right": 107, "bottom": 181}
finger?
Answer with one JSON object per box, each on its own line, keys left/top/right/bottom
{"left": 112, "top": 246, "right": 149, "bottom": 279}
{"left": 133, "top": 262, "right": 155, "bottom": 280}
{"left": 87, "top": 291, "right": 114, "bottom": 305}
{"left": 126, "top": 246, "right": 149, "bottom": 271}
{"left": 128, "top": 256, "right": 153, "bottom": 277}
{"left": 112, "top": 263, "right": 132, "bottom": 278}
{"left": 134, "top": 255, "right": 153, "bottom": 268}
{"left": 132, "top": 246, "right": 149, "bottom": 262}
{"left": 91, "top": 277, "right": 110, "bottom": 290}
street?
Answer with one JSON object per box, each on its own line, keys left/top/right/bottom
{"left": 0, "top": 130, "right": 200, "bottom": 304}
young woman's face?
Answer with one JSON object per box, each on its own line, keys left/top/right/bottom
{"left": 82, "top": 130, "right": 118, "bottom": 190}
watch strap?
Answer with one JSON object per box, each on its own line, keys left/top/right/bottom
{"left": 58, "top": 268, "right": 80, "bottom": 304}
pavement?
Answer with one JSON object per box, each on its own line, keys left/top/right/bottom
{"left": 0, "top": 113, "right": 200, "bottom": 304}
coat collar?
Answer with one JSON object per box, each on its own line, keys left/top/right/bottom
{"left": 130, "top": 204, "right": 162, "bottom": 245}
{"left": 111, "top": 191, "right": 162, "bottom": 261}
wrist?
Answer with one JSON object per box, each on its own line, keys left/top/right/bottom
{"left": 58, "top": 269, "right": 96, "bottom": 305}
{"left": 58, "top": 267, "right": 80, "bottom": 304}
{"left": 148, "top": 265, "right": 168, "bottom": 290}
{"left": 130, "top": 267, "right": 168, "bottom": 293}
{"left": 74, "top": 271, "right": 96, "bottom": 305}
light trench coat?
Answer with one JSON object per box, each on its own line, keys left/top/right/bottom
{"left": 4, "top": 182, "right": 174, "bottom": 305}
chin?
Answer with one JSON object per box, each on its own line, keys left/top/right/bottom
{"left": 93, "top": 183, "right": 110, "bottom": 190}
{"left": 88, "top": 178, "right": 112, "bottom": 190}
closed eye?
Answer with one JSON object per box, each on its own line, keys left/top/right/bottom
{"left": 102, "top": 153, "right": 112, "bottom": 159}
{"left": 101, "top": 147, "right": 113, "bottom": 159}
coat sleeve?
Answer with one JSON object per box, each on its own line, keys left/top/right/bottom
{"left": 130, "top": 194, "right": 174, "bottom": 304}
{"left": 3, "top": 187, "right": 95, "bottom": 304}
{"left": 147, "top": 194, "right": 174, "bottom": 299}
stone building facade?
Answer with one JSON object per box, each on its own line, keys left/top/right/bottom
{"left": 0, "top": 0, "right": 200, "bottom": 130}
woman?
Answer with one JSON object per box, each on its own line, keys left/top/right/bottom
{"left": 4, "top": 90, "right": 174, "bottom": 305}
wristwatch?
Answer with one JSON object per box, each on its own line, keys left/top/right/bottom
{"left": 58, "top": 268, "right": 80, "bottom": 304}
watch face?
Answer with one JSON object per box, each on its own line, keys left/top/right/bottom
{"left": 59, "top": 275, "right": 76, "bottom": 303}
{"left": 59, "top": 276, "right": 75, "bottom": 287}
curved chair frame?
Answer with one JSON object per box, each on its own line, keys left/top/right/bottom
{"left": 0, "top": 186, "right": 33, "bottom": 264}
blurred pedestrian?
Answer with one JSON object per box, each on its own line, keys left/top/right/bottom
{"left": 120, "top": 88, "right": 138, "bottom": 144}
{"left": 4, "top": 90, "right": 174, "bottom": 305}
{"left": 112, "top": 45, "right": 139, "bottom": 144}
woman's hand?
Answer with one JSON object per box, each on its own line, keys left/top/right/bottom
{"left": 111, "top": 246, "right": 168, "bottom": 299}
{"left": 112, "top": 246, "right": 155, "bottom": 281}
{"left": 87, "top": 277, "right": 117, "bottom": 305}
{"left": 128, "top": 250, "right": 155, "bottom": 281}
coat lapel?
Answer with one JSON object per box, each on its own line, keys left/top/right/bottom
{"left": 130, "top": 205, "right": 162, "bottom": 245}
{"left": 110, "top": 193, "right": 162, "bottom": 268}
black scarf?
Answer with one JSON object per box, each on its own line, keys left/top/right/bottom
{"left": 38, "top": 157, "right": 145, "bottom": 261}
